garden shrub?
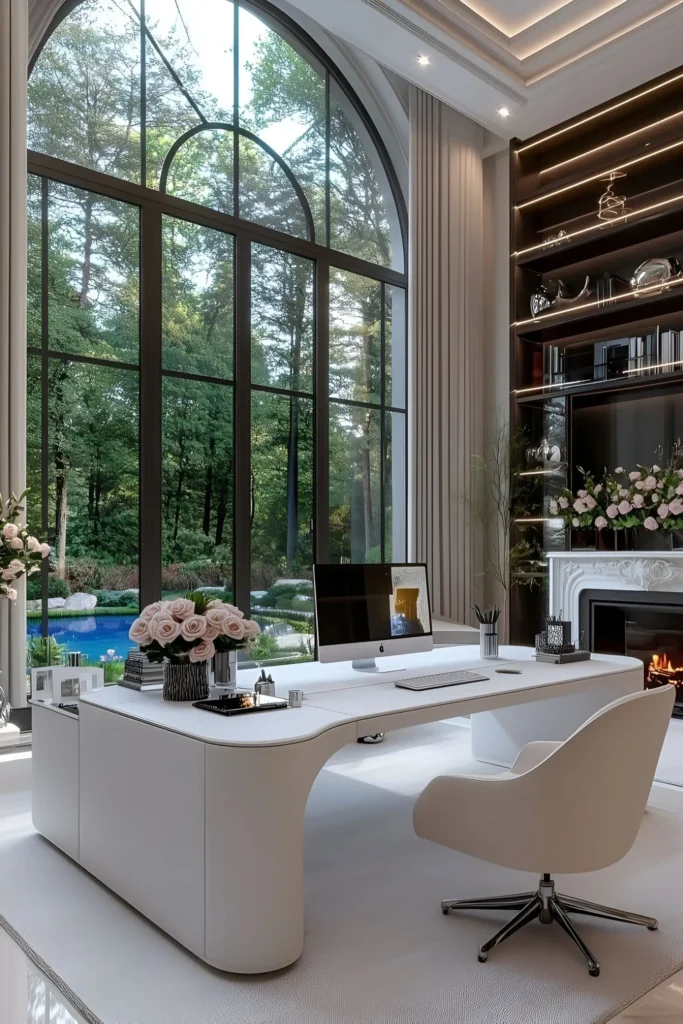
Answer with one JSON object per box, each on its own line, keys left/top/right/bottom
{"left": 26, "top": 576, "right": 70, "bottom": 601}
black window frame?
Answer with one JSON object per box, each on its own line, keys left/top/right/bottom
{"left": 27, "top": 0, "right": 408, "bottom": 627}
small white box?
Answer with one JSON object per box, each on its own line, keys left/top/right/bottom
{"left": 31, "top": 665, "right": 105, "bottom": 703}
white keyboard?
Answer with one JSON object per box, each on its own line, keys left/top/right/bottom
{"left": 395, "top": 669, "right": 489, "bottom": 691}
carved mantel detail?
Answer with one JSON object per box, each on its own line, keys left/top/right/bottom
{"left": 548, "top": 552, "right": 683, "bottom": 645}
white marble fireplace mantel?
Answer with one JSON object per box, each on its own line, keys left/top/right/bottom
{"left": 547, "top": 550, "right": 683, "bottom": 644}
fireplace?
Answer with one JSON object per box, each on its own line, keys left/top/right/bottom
{"left": 579, "top": 589, "right": 683, "bottom": 717}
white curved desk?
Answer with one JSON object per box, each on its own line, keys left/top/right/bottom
{"left": 31, "top": 646, "right": 643, "bottom": 974}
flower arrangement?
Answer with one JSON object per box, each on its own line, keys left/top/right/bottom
{"left": 0, "top": 492, "right": 50, "bottom": 599}
{"left": 128, "top": 591, "right": 260, "bottom": 664}
{"left": 549, "top": 450, "right": 683, "bottom": 536}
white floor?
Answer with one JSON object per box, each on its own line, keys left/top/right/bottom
{"left": 3, "top": 726, "right": 683, "bottom": 1022}
{"left": 655, "top": 717, "right": 683, "bottom": 787}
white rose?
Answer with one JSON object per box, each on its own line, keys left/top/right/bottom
{"left": 140, "top": 601, "right": 164, "bottom": 623}
{"left": 223, "top": 603, "right": 245, "bottom": 620}
{"left": 242, "top": 618, "right": 260, "bottom": 639}
{"left": 669, "top": 498, "right": 683, "bottom": 516}
{"left": 558, "top": 496, "right": 568, "bottom": 509}
{"left": 189, "top": 638, "right": 215, "bottom": 663}
{"left": 548, "top": 499, "right": 558, "bottom": 515}
{"left": 224, "top": 616, "right": 246, "bottom": 641}
{"left": 129, "top": 617, "right": 153, "bottom": 646}
{"left": 205, "top": 607, "right": 231, "bottom": 632}
{"left": 644, "top": 516, "right": 659, "bottom": 531}
{"left": 572, "top": 517, "right": 580, "bottom": 528}
{"left": 617, "top": 500, "right": 631, "bottom": 515}
{"left": 180, "top": 614, "right": 208, "bottom": 641}
{"left": 573, "top": 499, "right": 586, "bottom": 513}
{"left": 629, "top": 471, "right": 641, "bottom": 481}
{"left": 169, "top": 598, "right": 196, "bottom": 622}
{"left": 2, "top": 524, "right": 18, "bottom": 539}
{"left": 149, "top": 613, "right": 181, "bottom": 646}
{"left": 5, "top": 588, "right": 17, "bottom": 601}
{"left": 643, "top": 476, "right": 657, "bottom": 491}
{"left": 27, "top": 536, "right": 41, "bottom": 553}
{"left": 595, "top": 516, "right": 607, "bottom": 530}
{"left": 39, "top": 543, "right": 50, "bottom": 558}
{"left": 583, "top": 495, "right": 597, "bottom": 510}
{"left": 577, "top": 489, "right": 587, "bottom": 498}
{"left": 10, "top": 537, "right": 23, "bottom": 551}
{"left": 632, "top": 493, "right": 645, "bottom": 508}
{"left": 606, "top": 504, "right": 619, "bottom": 519}
{"left": 615, "top": 467, "right": 624, "bottom": 474}
{"left": 1, "top": 568, "right": 17, "bottom": 581}
{"left": 659, "top": 504, "right": 670, "bottom": 518}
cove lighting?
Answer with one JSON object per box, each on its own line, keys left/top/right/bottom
{"left": 417, "top": 55, "right": 431, "bottom": 66}
{"left": 498, "top": 107, "right": 511, "bottom": 119}
{"left": 517, "top": 71, "right": 683, "bottom": 154}
{"left": 514, "top": 518, "right": 564, "bottom": 525}
{"left": 512, "top": 189, "right": 683, "bottom": 258}
{"left": 623, "top": 359, "right": 683, "bottom": 374}
{"left": 518, "top": 468, "right": 564, "bottom": 476}
{"left": 540, "top": 108, "right": 683, "bottom": 175}
{"left": 516, "top": 137, "right": 683, "bottom": 210}
{"left": 513, "top": 275, "right": 683, "bottom": 328}
{"left": 514, "top": 379, "right": 592, "bottom": 396}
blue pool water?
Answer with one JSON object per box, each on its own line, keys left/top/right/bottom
{"left": 27, "top": 614, "right": 136, "bottom": 663}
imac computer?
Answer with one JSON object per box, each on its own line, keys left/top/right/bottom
{"left": 313, "top": 563, "right": 433, "bottom": 671}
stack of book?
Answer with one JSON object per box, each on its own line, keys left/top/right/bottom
{"left": 121, "top": 649, "right": 164, "bottom": 691}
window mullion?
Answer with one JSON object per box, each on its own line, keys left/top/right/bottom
{"left": 233, "top": 234, "right": 252, "bottom": 613}
{"left": 315, "top": 257, "right": 329, "bottom": 564}
{"left": 139, "top": 204, "right": 162, "bottom": 607}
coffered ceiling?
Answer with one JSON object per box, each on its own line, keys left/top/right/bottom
{"left": 283, "top": 0, "right": 683, "bottom": 143}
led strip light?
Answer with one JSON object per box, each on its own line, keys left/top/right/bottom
{"left": 513, "top": 190, "right": 683, "bottom": 258}
{"left": 539, "top": 108, "right": 683, "bottom": 176}
{"left": 623, "top": 358, "right": 683, "bottom": 374}
{"left": 517, "top": 71, "right": 683, "bottom": 154}
{"left": 514, "top": 275, "right": 683, "bottom": 328}
{"left": 515, "top": 138, "right": 683, "bottom": 210}
{"left": 514, "top": 379, "right": 593, "bottom": 396}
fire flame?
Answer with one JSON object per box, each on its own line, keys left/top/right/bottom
{"left": 651, "top": 653, "right": 674, "bottom": 672}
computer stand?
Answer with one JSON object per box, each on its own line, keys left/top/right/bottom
{"left": 351, "top": 659, "right": 405, "bottom": 674}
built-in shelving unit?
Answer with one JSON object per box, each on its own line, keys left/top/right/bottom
{"left": 509, "top": 65, "right": 683, "bottom": 643}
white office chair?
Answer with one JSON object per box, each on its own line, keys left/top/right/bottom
{"left": 413, "top": 684, "right": 675, "bottom": 977}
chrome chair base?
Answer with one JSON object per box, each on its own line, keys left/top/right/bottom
{"left": 441, "top": 874, "right": 658, "bottom": 977}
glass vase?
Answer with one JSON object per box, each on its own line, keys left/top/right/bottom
{"left": 163, "top": 661, "right": 209, "bottom": 702}
{"left": 636, "top": 527, "right": 673, "bottom": 552}
{"left": 213, "top": 649, "right": 238, "bottom": 690}
{"left": 480, "top": 624, "right": 499, "bottom": 659}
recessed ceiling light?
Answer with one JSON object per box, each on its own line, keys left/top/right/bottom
{"left": 417, "top": 55, "right": 431, "bottom": 66}
{"left": 497, "top": 106, "right": 511, "bottom": 119}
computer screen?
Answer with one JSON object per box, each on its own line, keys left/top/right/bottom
{"left": 314, "top": 563, "right": 432, "bottom": 648}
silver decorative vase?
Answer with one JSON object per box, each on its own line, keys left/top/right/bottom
{"left": 163, "top": 661, "right": 209, "bottom": 702}
{"left": 480, "top": 624, "right": 499, "bottom": 660}
{"left": 213, "top": 649, "right": 238, "bottom": 689}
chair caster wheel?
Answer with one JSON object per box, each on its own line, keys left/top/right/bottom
{"left": 648, "top": 923, "right": 658, "bottom": 931}
{"left": 478, "top": 953, "right": 487, "bottom": 963}
{"left": 589, "top": 966, "right": 600, "bottom": 978}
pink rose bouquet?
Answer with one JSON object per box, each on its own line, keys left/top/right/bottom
{"left": 128, "top": 591, "right": 260, "bottom": 664}
{"left": 0, "top": 491, "right": 49, "bottom": 600}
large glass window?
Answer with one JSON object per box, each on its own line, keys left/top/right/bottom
{"left": 27, "top": 0, "right": 407, "bottom": 673}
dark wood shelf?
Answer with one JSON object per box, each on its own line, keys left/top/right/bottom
{"left": 515, "top": 367, "right": 683, "bottom": 405}
{"left": 515, "top": 285, "right": 683, "bottom": 345}
{"left": 515, "top": 197, "right": 683, "bottom": 274}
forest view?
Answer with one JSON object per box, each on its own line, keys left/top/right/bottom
{"left": 26, "top": 0, "right": 406, "bottom": 666}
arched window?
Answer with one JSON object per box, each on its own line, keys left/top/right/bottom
{"left": 26, "top": 0, "right": 407, "bottom": 669}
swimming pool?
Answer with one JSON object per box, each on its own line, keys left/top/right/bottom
{"left": 27, "top": 614, "right": 136, "bottom": 663}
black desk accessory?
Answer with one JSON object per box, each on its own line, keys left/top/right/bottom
{"left": 193, "top": 691, "right": 288, "bottom": 716}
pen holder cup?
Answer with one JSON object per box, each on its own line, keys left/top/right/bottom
{"left": 480, "top": 624, "right": 499, "bottom": 660}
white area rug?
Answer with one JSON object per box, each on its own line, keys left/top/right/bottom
{"left": 2, "top": 722, "right": 683, "bottom": 1024}
{"left": 655, "top": 718, "right": 683, "bottom": 787}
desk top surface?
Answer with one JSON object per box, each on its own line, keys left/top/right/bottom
{"left": 77, "top": 646, "right": 643, "bottom": 747}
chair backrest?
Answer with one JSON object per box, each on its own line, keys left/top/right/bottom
{"left": 517, "top": 683, "right": 674, "bottom": 872}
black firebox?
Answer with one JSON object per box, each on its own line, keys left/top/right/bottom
{"left": 579, "top": 589, "right": 683, "bottom": 718}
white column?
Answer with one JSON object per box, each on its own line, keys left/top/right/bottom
{"left": 0, "top": 0, "right": 28, "bottom": 707}
{"left": 409, "top": 87, "right": 484, "bottom": 623}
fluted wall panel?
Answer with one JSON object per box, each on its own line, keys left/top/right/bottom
{"left": 409, "top": 88, "right": 484, "bottom": 623}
